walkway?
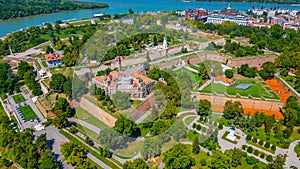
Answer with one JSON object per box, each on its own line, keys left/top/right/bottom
{"left": 69, "top": 118, "right": 101, "bottom": 134}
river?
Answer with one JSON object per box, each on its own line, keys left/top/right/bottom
{"left": 0, "top": 0, "right": 300, "bottom": 37}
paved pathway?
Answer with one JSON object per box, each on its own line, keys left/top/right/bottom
{"left": 176, "top": 109, "right": 197, "bottom": 117}
{"left": 283, "top": 140, "right": 300, "bottom": 168}
{"left": 69, "top": 118, "right": 101, "bottom": 134}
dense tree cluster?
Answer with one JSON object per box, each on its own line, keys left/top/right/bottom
{"left": 224, "top": 42, "right": 264, "bottom": 57}
{"left": 0, "top": 107, "right": 58, "bottom": 168}
{"left": 103, "top": 33, "right": 168, "bottom": 61}
{"left": 114, "top": 115, "right": 140, "bottom": 137}
{"left": 124, "top": 158, "right": 148, "bottom": 169}
{"left": 61, "top": 142, "right": 97, "bottom": 168}
{"left": 52, "top": 97, "right": 72, "bottom": 128}
{"left": 163, "top": 144, "right": 195, "bottom": 169}
{"left": 191, "top": 21, "right": 300, "bottom": 54}
{"left": 237, "top": 64, "right": 258, "bottom": 78}
{"left": 18, "top": 62, "right": 42, "bottom": 96}
{"left": 0, "top": 0, "right": 108, "bottom": 20}
{"left": 112, "top": 91, "right": 131, "bottom": 110}
{"left": 259, "top": 61, "right": 276, "bottom": 80}
{"left": 0, "top": 63, "right": 19, "bottom": 98}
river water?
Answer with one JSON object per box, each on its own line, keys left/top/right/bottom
{"left": 0, "top": 0, "right": 299, "bottom": 37}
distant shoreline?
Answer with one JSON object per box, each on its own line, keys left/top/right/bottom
{"left": 0, "top": 1, "right": 109, "bottom": 21}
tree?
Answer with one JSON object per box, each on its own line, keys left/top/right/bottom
{"left": 114, "top": 115, "right": 139, "bottom": 137}
{"left": 244, "top": 67, "right": 257, "bottom": 78}
{"left": 260, "top": 62, "right": 276, "bottom": 79}
{"left": 225, "top": 69, "right": 234, "bottom": 79}
{"left": 141, "top": 137, "right": 161, "bottom": 159}
{"left": 266, "top": 154, "right": 285, "bottom": 169}
{"left": 198, "top": 63, "right": 209, "bottom": 80}
{"left": 223, "top": 101, "right": 243, "bottom": 119}
{"left": 52, "top": 97, "right": 70, "bottom": 115}
{"left": 197, "top": 99, "right": 211, "bottom": 116}
{"left": 153, "top": 35, "right": 158, "bottom": 46}
{"left": 163, "top": 144, "right": 195, "bottom": 169}
{"left": 18, "top": 62, "right": 34, "bottom": 79}
{"left": 128, "top": 9, "right": 134, "bottom": 15}
{"left": 38, "top": 150, "right": 59, "bottom": 169}
{"left": 46, "top": 46, "right": 54, "bottom": 54}
{"left": 124, "top": 158, "right": 148, "bottom": 169}
{"left": 192, "top": 136, "right": 200, "bottom": 154}
{"left": 50, "top": 73, "right": 66, "bottom": 93}
{"left": 238, "top": 64, "right": 249, "bottom": 75}
{"left": 112, "top": 91, "right": 131, "bottom": 110}
{"left": 63, "top": 79, "right": 72, "bottom": 97}
{"left": 232, "top": 148, "right": 242, "bottom": 167}
{"left": 98, "top": 128, "right": 126, "bottom": 150}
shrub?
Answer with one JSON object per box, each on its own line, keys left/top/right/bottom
{"left": 204, "top": 118, "right": 208, "bottom": 123}
{"left": 196, "top": 125, "right": 201, "bottom": 131}
{"left": 271, "top": 145, "right": 276, "bottom": 151}
{"left": 200, "top": 159, "right": 207, "bottom": 166}
{"left": 256, "top": 133, "right": 259, "bottom": 136}
{"left": 214, "top": 122, "right": 218, "bottom": 126}
{"left": 242, "top": 152, "right": 247, "bottom": 157}
{"left": 218, "top": 124, "right": 223, "bottom": 130}
{"left": 202, "top": 127, "right": 206, "bottom": 132}
{"left": 264, "top": 142, "right": 270, "bottom": 148}
{"left": 252, "top": 137, "right": 257, "bottom": 143}
{"left": 258, "top": 140, "right": 264, "bottom": 146}
{"left": 260, "top": 153, "right": 265, "bottom": 159}
{"left": 246, "top": 135, "right": 252, "bottom": 141}
{"left": 192, "top": 123, "right": 196, "bottom": 128}
{"left": 242, "top": 145, "right": 247, "bottom": 150}
{"left": 246, "top": 156, "right": 258, "bottom": 165}
{"left": 200, "top": 116, "right": 203, "bottom": 121}
{"left": 247, "top": 146, "right": 253, "bottom": 153}
{"left": 266, "top": 155, "right": 273, "bottom": 162}
{"left": 254, "top": 150, "right": 259, "bottom": 156}
{"left": 266, "top": 137, "right": 270, "bottom": 141}
{"left": 193, "top": 130, "right": 197, "bottom": 134}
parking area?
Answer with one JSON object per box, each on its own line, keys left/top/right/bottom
{"left": 7, "top": 91, "right": 46, "bottom": 130}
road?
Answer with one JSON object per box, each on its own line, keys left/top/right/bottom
{"left": 35, "top": 126, "right": 73, "bottom": 169}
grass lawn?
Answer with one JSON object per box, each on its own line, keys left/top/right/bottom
{"left": 19, "top": 105, "right": 37, "bottom": 121}
{"left": 222, "top": 131, "right": 238, "bottom": 144}
{"left": 201, "top": 78, "right": 278, "bottom": 99}
{"left": 132, "top": 100, "right": 143, "bottom": 107}
{"left": 184, "top": 116, "right": 198, "bottom": 125}
{"left": 42, "top": 61, "right": 48, "bottom": 68}
{"left": 295, "top": 144, "right": 300, "bottom": 157}
{"left": 12, "top": 94, "right": 25, "bottom": 104}
{"left": 174, "top": 68, "right": 203, "bottom": 87}
{"left": 115, "top": 140, "right": 144, "bottom": 158}
{"left": 75, "top": 107, "right": 109, "bottom": 130}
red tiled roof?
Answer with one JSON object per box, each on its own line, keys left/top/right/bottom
{"left": 215, "top": 76, "right": 233, "bottom": 83}
{"left": 45, "top": 53, "right": 61, "bottom": 62}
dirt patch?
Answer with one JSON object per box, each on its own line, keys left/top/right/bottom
{"left": 79, "top": 97, "right": 117, "bottom": 127}
{"left": 265, "top": 79, "right": 291, "bottom": 103}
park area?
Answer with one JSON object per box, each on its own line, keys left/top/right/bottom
{"left": 20, "top": 105, "right": 36, "bottom": 121}
{"left": 12, "top": 94, "right": 25, "bottom": 104}
{"left": 201, "top": 77, "right": 279, "bottom": 100}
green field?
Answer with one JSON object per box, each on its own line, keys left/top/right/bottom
{"left": 12, "top": 94, "right": 25, "bottom": 104}
{"left": 19, "top": 105, "right": 37, "bottom": 121}
{"left": 75, "top": 107, "right": 109, "bottom": 130}
{"left": 184, "top": 116, "right": 198, "bottom": 126}
{"left": 201, "top": 78, "right": 279, "bottom": 99}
